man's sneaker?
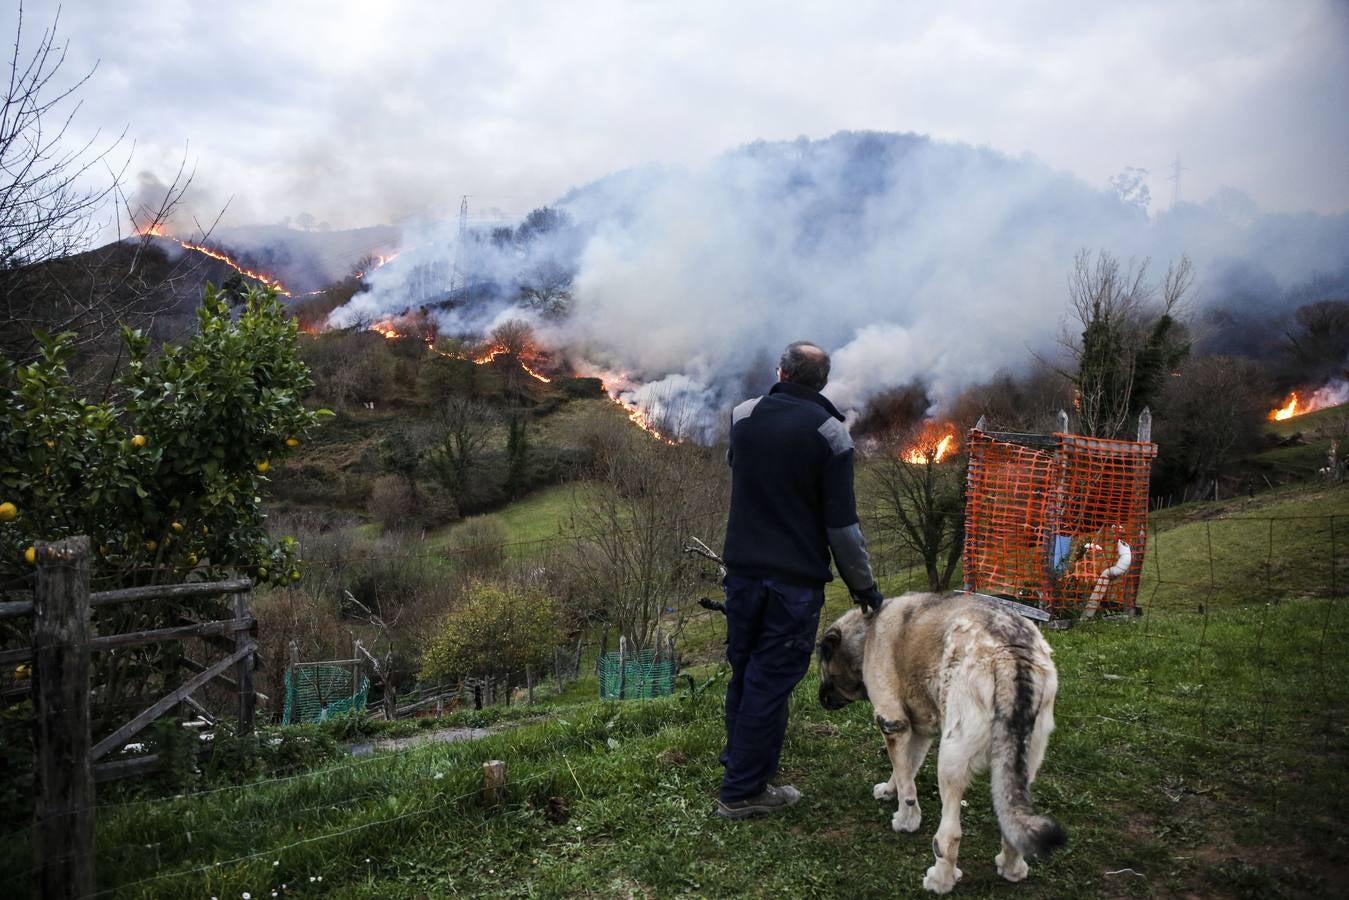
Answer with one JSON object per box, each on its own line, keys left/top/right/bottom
{"left": 716, "top": 784, "right": 802, "bottom": 819}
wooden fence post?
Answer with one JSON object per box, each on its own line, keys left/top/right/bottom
{"left": 352, "top": 639, "right": 363, "bottom": 700}
{"left": 618, "top": 635, "right": 627, "bottom": 701}
{"left": 234, "top": 590, "right": 256, "bottom": 735}
{"left": 482, "top": 759, "right": 506, "bottom": 806}
{"left": 32, "top": 536, "right": 95, "bottom": 899}
{"left": 526, "top": 665, "right": 534, "bottom": 705}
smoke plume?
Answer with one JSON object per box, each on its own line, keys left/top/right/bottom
{"left": 325, "top": 131, "right": 1349, "bottom": 440}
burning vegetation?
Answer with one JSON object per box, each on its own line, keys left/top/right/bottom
{"left": 339, "top": 313, "right": 675, "bottom": 440}
{"left": 900, "top": 423, "right": 959, "bottom": 464}
{"left": 1268, "top": 380, "right": 1349, "bottom": 422}
{"left": 139, "top": 226, "right": 292, "bottom": 296}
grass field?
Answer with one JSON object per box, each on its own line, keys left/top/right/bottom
{"left": 429, "top": 482, "right": 598, "bottom": 547}
{"left": 7, "top": 412, "right": 1348, "bottom": 897}
{"left": 1140, "top": 484, "right": 1349, "bottom": 614}
{"left": 11, "top": 587, "right": 1343, "bottom": 899}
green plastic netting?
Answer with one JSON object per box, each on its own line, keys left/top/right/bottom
{"left": 597, "top": 649, "right": 676, "bottom": 700}
{"left": 282, "top": 665, "right": 369, "bottom": 725}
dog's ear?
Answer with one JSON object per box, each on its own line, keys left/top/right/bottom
{"left": 818, "top": 626, "right": 841, "bottom": 661}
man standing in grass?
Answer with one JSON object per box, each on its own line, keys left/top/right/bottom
{"left": 716, "top": 341, "right": 885, "bottom": 818}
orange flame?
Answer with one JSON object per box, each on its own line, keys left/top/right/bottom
{"left": 1270, "top": 392, "right": 1299, "bottom": 421}
{"left": 369, "top": 320, "right": 402, "bottom": 339}
{"left": 473, "top": 346, "right": 552, "bottom": 383}
{"left": 353, "top": 252, "right": 400, "bottom": 280}
{"left": 901, "top": 427, "right": 957, "bottom": 464}
{"left": 138, "top": 226, "right": 291, "bottom": 296}
{"left": 611, "top": 393, "right": 676, "bottom": 444}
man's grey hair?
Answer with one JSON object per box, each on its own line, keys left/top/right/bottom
{"left": 779, "top": 341, "right": 830, "bottom": 391}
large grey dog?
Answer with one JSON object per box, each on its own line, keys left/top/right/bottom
{"left": 817, "top": 593, "right": 1066, "bottom": 894}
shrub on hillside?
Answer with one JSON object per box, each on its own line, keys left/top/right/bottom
{"left": 556, "top": 376, "right": 606, "bottom": 399}
{"left": 368, "top": 474, "right": 416, "bottom": 531}
{"left": 420, "top": 580, "right": 558, "bottom": 691}
{"left": 446, "top": 515, "right": 508, "bottom": 572}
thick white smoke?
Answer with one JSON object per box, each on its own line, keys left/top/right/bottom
{"left": 325, "top": 131, "right": 1349, "bottom": 439}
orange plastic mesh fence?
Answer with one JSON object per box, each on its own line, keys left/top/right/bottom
{"left": 963, "top": 430, "right": 1156, "bottom": 613}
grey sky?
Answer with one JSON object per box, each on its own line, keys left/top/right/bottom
{"left": 7, "top": 0, "right": 1348, "bottom": 230}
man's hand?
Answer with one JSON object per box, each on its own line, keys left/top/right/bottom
{"left": 852, "top": 584, "right": 884, "bottom": 614}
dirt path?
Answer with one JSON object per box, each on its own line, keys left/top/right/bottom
{"left": 348, "top": 725, "right": 494, "bottom": 757}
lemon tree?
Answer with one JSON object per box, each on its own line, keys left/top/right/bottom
{"left": 0, "top": 285, "right": 328, "bottom": 586}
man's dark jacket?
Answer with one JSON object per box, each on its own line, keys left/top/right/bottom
{"left": 722, "top": 381, "right": 878, "bottom": 595}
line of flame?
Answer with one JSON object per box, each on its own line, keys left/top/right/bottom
{"left": 328, "top": 325, "right": 671, "bottom": 442}
{"left": 139, "top": 227, "right": 292, "bottom": 297}
{"left": 609, "top": 392, "right": 677, "bottom": 444}
{"left": 471, "top": 346, "right": 552, "bottom": 383}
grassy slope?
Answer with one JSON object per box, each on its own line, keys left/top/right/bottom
{"left": 1141, "top": 484, "right": 1349, "bottom": 614}
{"left": 430, "top": 482, "right": 598, "bottom": 547}
{"left": 47, "top": 595, "right": 1345, "bottom": 899}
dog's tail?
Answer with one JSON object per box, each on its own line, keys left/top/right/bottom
{"left": 990, "top": 651, "right": 1067, "bottom": 859}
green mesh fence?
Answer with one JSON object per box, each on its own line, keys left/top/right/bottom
{"left": 597, "top": 649, "right": 676, "bottom": 700}
{"left": 282, "top": 665, "right": 369, "bottom": 725}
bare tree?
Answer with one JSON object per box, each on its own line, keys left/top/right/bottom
{"left": 487, "top": 318, "right": 535, "bottom": 356}
{"left": 568, "top": 399, "right": 727, "bottom": 653}
{"left": 518, "top": 259, "right": 573, "bottom": 317}
{"left": 0, "top": 5, "right": 203, "bottom": 360}
{"left": 0, "top": 5, "right": 116, "bottom": 275}
{"left": 1059, "top": 249, "right": 1191, "bottom": 439}
{"left": 868, "top": 428, "right": 966, "bottom": 591}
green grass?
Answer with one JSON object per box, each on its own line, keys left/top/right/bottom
{"left": 11, "top": 596, "right": 1344, "bottom": 898}
{"left": 448, "top": 483, "right": 596, "bottom": 546}
{"left": 1141, "top": 484, "right": 1349, "bottom": 614}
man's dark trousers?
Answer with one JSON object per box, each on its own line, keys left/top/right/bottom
{"left": 719, "top": 574, "right": 824, "bottom": 802}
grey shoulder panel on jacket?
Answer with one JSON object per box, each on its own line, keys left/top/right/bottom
{"left": 817, "top": 417, "right": 854, "bottom": 455}
{"left": 732, "top": 396, "right": 762, "bottom": 425}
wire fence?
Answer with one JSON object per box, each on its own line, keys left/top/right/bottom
{"left": 1, "top": 506, "right": 1346, "bottom": 894}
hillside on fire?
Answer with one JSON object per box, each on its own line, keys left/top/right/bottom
{"left": 3, "top": 3, "right": 1349, "bottom": 896}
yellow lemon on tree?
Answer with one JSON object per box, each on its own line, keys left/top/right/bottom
{"left": 290, "top": 571, "right": 301, "bottom": 582}
{"left": 186, "top": 553, "right": 198, "bottom": 566}
{"left": 24, "top": 546, "right": 36, "bottom": 565}
{"left": 131, "top": 434, "right": 146, "bottom": 448}
{"left": 201, "top": 524, "right": 209, "bottom": 535}
{"left": 285, "top": 437, "right": 299, "bottom": 448}
{"left": 15, "top": 664, "right": 30, "bottom": 680}
{"left": 171, "top": 521, "right": 184, "bottom": 534}
{"left": 0, "top": 501, "right": 17, "bottom": 522}
{"left": 258, "top": 566, "right": 268, "bottom": 578}
{"left": 256, "top": 460, "right": 270, "bottom": 474}
{"left": 145, "top": 539, "right": 157, "bottom": 552}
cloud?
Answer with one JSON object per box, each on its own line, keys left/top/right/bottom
{"left": 3, "top": 0, "right": 1344, "bottom": 239}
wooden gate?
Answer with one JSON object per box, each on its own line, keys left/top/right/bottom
{"left": 0, "top": 536, "right": 258, "bottom": 898}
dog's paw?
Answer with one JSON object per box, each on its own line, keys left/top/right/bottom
{"left": 995, "top": 850, "right": 1029, "bottom": 883}
{"left": 922, "top": 863, "right": 962, "bottom": 894}
{"left": 891, "top": 804, "right": 921, "bottom": 833}
{"left": 873, "top": 781, "right": 897, "bottom": 801}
